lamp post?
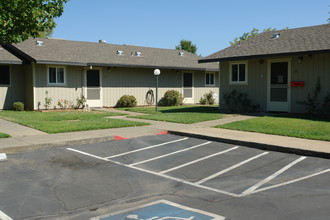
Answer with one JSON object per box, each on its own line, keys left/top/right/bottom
{"left": 154, "top": 69, "right": 161, "bottom": 112}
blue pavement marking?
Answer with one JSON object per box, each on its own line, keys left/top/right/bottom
{"left": 92, "top": 200, "right": 225, "bottom": 220}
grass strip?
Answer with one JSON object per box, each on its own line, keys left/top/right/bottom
{"left": 216, "top": 116, "right": 330, "bottom": 141}
{"left": 0, "top": 111, "right": 148, "bottom": 134}
{"left": 122, "top": 105, "right": 226, "bottom": 124}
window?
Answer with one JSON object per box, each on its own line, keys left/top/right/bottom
{"left": 230, "top": 62, "right": 247, "bottom": 84}
{"left": 205, "top": 73, "right": 215, "bottom": 86}
{"left": 0, "top": 66, "right": 10, "bottom": 85}
{"left": 48, "top": 66, "right": 65, "bottom": 85}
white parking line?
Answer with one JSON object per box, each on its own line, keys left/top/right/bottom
{"left": 195, "top": 152, "right": 269, "bottom": 185}
{"left": 106, "top": 137, "right": 188, "bottom": 159}
{"left": 0, "top": 210, "right": 13, "bottom": 220}
{"left": 242, "top": 156, "right": 307, "bottom": 195}
{"left": 160, "top": 146, "right": 240, "bottom": 174}
{"left": 245, "top": 168, "right": 330, "bottom": 196}
{"left": 67, "top": 147, "right": 240, "bottom": 197}
{"left": 130, "top": 141, "right": 211, "bottom": 166}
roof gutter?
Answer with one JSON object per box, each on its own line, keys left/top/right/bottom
{"left": 198, "top": 49, "right": 330, "bottom": 63}
{"left": 87, "top": 62, "right": 219, "bottom": 72}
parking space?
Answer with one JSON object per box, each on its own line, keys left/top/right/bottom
{"left": 67, "top": 134, "right": 330, "bottom": 198}
{"left": 1, "top": 134, "right": 330, "bottom": 220}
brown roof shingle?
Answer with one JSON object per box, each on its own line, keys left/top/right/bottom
{"left": 10, "top": 38, "right": 218, "bottom": 71}
{"left": 0, "top": 46, "right": 22, "bottom": 64}
{"left": 199, "top": 24, "right": 330, "bottom": 63}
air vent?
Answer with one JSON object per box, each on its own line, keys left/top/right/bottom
{"left": 272, "top": 33, "right": 280, "bottom": 39}
{"left": 99, "top": 39, "right": 106, "bottom": 43}
{"left": 135, "top": 52, "right": 142, "bottom": 56}
{"left": 179, "top": 52, "right": 185, "bottom": 56}
{"left": 35, "top": 40, "right": 43, "bottom": 46}
{"left": 116, "top": 50, "right": 124, "bottom": 55}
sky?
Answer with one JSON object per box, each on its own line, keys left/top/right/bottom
{"left": 53, "top": 0, "right": 329, "bottom": 57}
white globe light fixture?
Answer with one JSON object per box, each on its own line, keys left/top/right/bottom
{"left": 154, "top": 69, "right": 160, "bottom": 76}
{"left": 154, "top": 69, "right": 161, "bottom": 112}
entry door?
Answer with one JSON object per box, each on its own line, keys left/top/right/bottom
{"left": 183, "top": 72, "right": 194, "bottom": 103}
{"left": 268, "top": 61, "right": 290, "bottom": 112}
{"left": 86, "top": 69, "right": 102, "bottom": 107}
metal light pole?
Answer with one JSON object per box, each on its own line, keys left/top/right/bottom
{"left": 153, "top": 69, "right": 161, "bottom": 112}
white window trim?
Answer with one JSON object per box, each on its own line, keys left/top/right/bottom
{"left": 229, "top": 61, "right": 248, "bottom": 85}
{"left": 205, "top": 72, "right": 215, "bottom": 86}
{"left": 47, "top": 65, "right": 67, "bottom": 86}
{"left": 0, "top": 65, "right": 11, "bottom": 86}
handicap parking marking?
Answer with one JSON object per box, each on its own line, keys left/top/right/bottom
{"left": 91, "top": 200, "right": 225, "bottom": 220}
{"left": 0, "top": 210, "right": 13, "bottom": 220}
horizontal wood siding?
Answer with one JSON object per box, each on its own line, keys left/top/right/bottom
{"left": 0, "top": 65, "right": 25, "bottom": 109}
{"left": 34, "top": 65, "right": 84, "bottom": 109}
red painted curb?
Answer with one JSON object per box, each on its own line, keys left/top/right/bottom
{"left": 156, "top": 131, "right": 168, "bottom": 135}
{"left": 114, "top": 136, "right": 128, "bottom": 140}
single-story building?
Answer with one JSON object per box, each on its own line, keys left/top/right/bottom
{"left": 1, "top": 38, "right": 218, "bottom": 110}
{"left": 199, "top": 23, "right": 330, "bottom": 113}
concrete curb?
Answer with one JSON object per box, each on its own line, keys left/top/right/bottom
{"left": 0, "top": 136, "right": 115, "bottom": 154}
{"left": 168, "top": 130, "right": 330, "bottom": 159}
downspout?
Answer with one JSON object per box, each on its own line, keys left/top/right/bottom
{"left": 218, "top": 62, "right": 221, "bottom": 110}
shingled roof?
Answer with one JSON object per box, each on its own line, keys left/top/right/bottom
{"left": 199, "top": 24, "right": 330, "bottom": 63}
{"left": 0, "top": 46, "right": 22, "bottom": 64}
{"left": 5, "top": 38, "right": 218, "bottom": 71}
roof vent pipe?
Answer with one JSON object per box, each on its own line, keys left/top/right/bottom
{"left": 272, "top": 33, "right": 280, "bottom": 39}
{"left": 99, "top": 40, "right": 106, "bottom": 43}
{"left": 35, "top": 40, "right": 43, "bottom": 46}
{"left": 179, "top": 52, "right": 185, "bottom": 56}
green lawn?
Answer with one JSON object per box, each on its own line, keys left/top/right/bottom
{"left": 121, "top": 106, "right": 227, "bottom": 124}
{"left": 0, "top": 111, "right": 148, "bottom": 134}
{"left": 216, "top": 115, "right": 330, "bottom": 141}
{"left": 0, "top": 133, "right": 10, "bottom": 138}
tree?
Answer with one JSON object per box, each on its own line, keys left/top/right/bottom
{"left": 0, "top": 0, "right": 69, "bottom": 44}
{"left": 175, "top": 40, "right": 197, "bottom": 54}
{"left": 230, "top": 27, "right": 276, "bottom": 45}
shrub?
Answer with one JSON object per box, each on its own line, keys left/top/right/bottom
{"left": 13, "top": 102, "right": 24, "bottom": 111}
{"left": 75, "top": 95, "right": 87, "bottom": 109}
{"left": 223, "top": 90, "right": 259, "bottom": 113}
{"left": 200, "top": 91, "right": 215, "bottom": 105}
{"left": 297, "top": 76, "right": 321, "bottom": 114}
{"left": 158, "top": 90, "right": 183, "bottom": 106}
{"left": 116, "top": 95, "right": 137, "bottom": 107}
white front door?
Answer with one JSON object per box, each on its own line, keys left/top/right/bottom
{"left": 183, "top": 72, "right": 194, "bottom": 103}
{"left": 267, "top": 60, "right": 291, "bottom": 112}
{"left": 86, "top": 69, "right": 102, "bottom": 108}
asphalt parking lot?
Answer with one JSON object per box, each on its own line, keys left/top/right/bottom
{"left": 1, "top": 134, "right": 330, "bottom": 220}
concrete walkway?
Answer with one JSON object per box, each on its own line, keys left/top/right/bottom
{"left": 0, "top": 109, "right": 329, "bottom": 158}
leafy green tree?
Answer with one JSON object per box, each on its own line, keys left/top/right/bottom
{"left": 175, "top": 39, "right": 197, "bottom": 54}
{"left": 230, "top": 27, "right": 276, "bottom": 45}
{"left": 0, "top": 0, "right": 69, "bottom": 44}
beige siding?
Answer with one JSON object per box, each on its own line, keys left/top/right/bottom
{"left": 102, "top": 68, "right": 182, "bottom": 106}
{"left": 102, "top": 68, "right": 219, "bottom": 106}
{"left": 0, "top": 65, "right": 25, "bottom": 110}
{"left": 34, "top": 65, "right": 84, "bottom": 109}
{"left": 219, "top": 53, "right": 330, "bottom": 113}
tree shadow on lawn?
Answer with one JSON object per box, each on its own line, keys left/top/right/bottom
{"left": 160, "top": 106, "right": 221, "bottom": 114}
